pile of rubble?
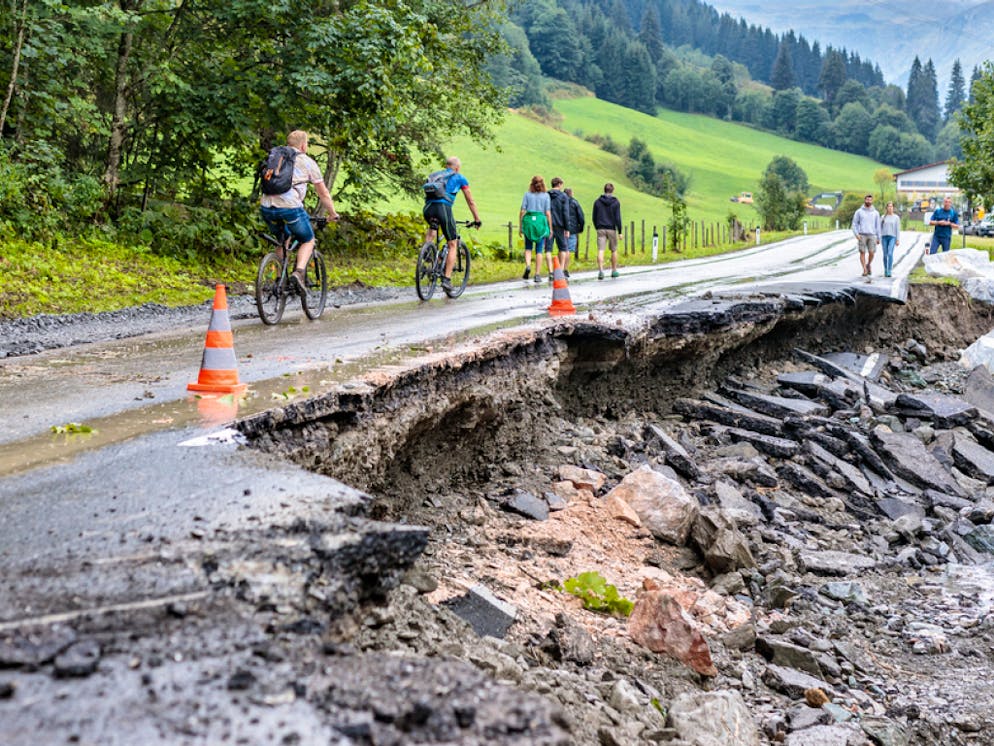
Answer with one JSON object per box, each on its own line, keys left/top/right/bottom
{"left": 378, "top": 342, "right": 994, "bottom": 745}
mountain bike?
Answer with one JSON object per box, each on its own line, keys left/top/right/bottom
{"left": 415, "top": 219, "right": 478, "bottom": 301}
{"left": 255, "top": 216, "right": 328, "bottom": 325}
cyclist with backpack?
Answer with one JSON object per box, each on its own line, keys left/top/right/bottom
{"left": 422, "top": 156, "right": 481, "bottom": 292}
{"left": 259, "top": 130, "right": 339, "bottom": 295}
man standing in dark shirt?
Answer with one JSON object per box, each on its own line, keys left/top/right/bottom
{"left": 928, "top": 196, "right": 960, "bottom": 254}
{"left": 548, "top": 177, "right": 571, "bottom": 278}
{"left": 592, "top": 183, "right": 623, "bottom": 279}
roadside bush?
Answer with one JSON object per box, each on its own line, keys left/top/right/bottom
{"left": 834, "top": 192, "right": 867, "bottom": 226}
{"left": 319, "top": 210, "right": 424, "bottom": 259}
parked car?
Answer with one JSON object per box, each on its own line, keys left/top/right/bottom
{"left": 962, "top": 218, "right": 994, "bottom": 236}
{"left": 729, "top": 191, "right": 753, "bottom": 204}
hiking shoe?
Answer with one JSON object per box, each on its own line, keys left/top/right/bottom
{"left": 441, "top": 276, "right": 453, "bottom": 292}
{"left": 611, "top": 269, "right": 620, "bottom": 278}
{"left": 534, "top": 274, "right": 542, "bottom": 283}
{"left": 523, "top": 266, "right": 531, "bottom": 280}
{"left": 564, "top": 269, "right": 570, "bottom": 279}
{"left": 598, "top": 270, "right": 604, "bottom": 280}
{"left": 290, "top": 269, "right": 307, "bottom": 295}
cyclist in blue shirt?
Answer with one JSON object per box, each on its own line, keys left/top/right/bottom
{"left": 928, "top": 196, "right": 960, "bottom": 254}
{"left": 423, "top": 156, "right": 481, "bottom": 291}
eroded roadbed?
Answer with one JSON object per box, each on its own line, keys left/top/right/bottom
{"left": 4, "top": 283, "right": 994, "bottom": 744}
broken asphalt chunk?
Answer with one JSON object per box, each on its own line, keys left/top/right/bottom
{"left": 674, "top": 398, "right": 781, "bottom": 436}
{"left": 443, "top": 585, "right": 516, "bottom": 639}
{"left": 870, "top": 427, "right": 966, "bottom": 496}
{"left": 643, "top": 424, "right": 701, "bottom": 480}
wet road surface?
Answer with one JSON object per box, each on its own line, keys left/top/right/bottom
{"left": 0, "top": 229, "right": 925, "bottom": 477}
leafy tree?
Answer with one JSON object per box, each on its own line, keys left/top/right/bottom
{"left": 872, "top": 105, "right": 916, "bottom": 134}
{"left": 890, "top": 132, "right": 933, "bottom": 169}
{"left": 624, "top": 138, "right": 688, "bottom": 197}
{"left": 794, "top": 98, "right": 829, "bottom": 142}
{"left": 710, "top": 54, "right": 737, "bottom": 118}
{"left": 666, "top": 186, "right": 690, "bottom": 252}
{"left": 868, "top": 125, "right": 901, "bottom": 164}
{"left": 945, "top": 59, "right": 966, "bottom": 122}
{"left": 834, "top": 102, "right": 874, "bottom": 155}
{"left": 732, "top": 89, "right": 771, "bottom": 126}
{"left": 755, "top": 169, "right": 806, "bottom": 230}
{"left": 834, "top": 192, "right": 866, "bottom": 226}
{"left": 873, "top": 167, "right": 893, "bottom": 200}
{"left": 765, "top": 155, "right": 808, "bottom": 193}
{"left": 768, "top": 88, "right": 800, "bottom": 134}
{"left": 835, "top": 80, "right": 870, "bottom": 111}
{"left": 949, "top": 62, "right": 994, "bottom": 207}
{"left": 770, "top": 41, "right": 794, "bottom": 91}
{"left": 935, "top": 119, "right": 963, "bottom": 161}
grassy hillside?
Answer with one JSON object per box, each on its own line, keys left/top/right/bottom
{"left": 364, "top": 95, "right": 894, "bottom": 243}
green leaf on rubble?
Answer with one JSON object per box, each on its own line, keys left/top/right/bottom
{"left": 562, "top": 571, "right": 634, "bottom": 617}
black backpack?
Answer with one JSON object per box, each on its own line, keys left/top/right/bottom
{"left": 422, "top": 168, "right": 454, "bottom": 203}
{"left": 259, "top": 145, "right": 298, "bottom": 196}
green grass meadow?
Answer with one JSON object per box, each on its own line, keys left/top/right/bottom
{"left": 359, "top": 95, "right": 895, "bottom": 246}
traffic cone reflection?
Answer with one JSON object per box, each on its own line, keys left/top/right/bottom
{"left": 188, "top": 284, "right": 248, "bottom": 395}
{"left": 547, "top": 256, "right": 576, "bottom": 316}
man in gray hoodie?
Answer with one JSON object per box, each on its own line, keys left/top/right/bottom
{"left": 851, "top": 193, "right": 881, "bottom": 277}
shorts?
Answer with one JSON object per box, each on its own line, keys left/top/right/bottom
{"left": 260, "top": 206, "right": 314, "bottom": 245}
{"left": 524, "top": 236, "right": 546, "bottom": 253}
{"left": 856, "top": 234, "right": 877, "bottom": 253}
{"left": 423, "top": 200, "right": 457, "bottom": 241}
{"left": 567, "top": 234, "right": 578, "bottom": 255}
{"left": 930, "top": 233, "right": 951, "bottom": 253}
{"left": 549, "top": 229, "right": 568, "bottom": 253}
{"left": 596, "top": 228, "right": 618, "bottom": 254}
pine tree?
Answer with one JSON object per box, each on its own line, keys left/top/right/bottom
{"left": 919, "top": 59, "right": 940, "bottom": 140}
{"left": 771, "top": 41, "right": 794, "bottom": 91}
{"left": 970, "top": 64, "right": 981, "bottom": 104}
{"left": 638, "top": 5, "right": 665, "bottom": 63}
{"left": 818, "top": 50, "right": 846, "bottom": 107}
{"left": 944, "top": 59, "right": 966, "bottom": 121}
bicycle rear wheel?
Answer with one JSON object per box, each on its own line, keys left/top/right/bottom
{"left": 302, "top": 250, "right": 328, "bottom": 320}
{"left": 416, "top": 241, "right": 438, "bottom": 301}
{"left": 256, "top": 252, "right": 287, "bottom": 325}
{"left": 444, "top": 240, "right": 471, "bottom": 298}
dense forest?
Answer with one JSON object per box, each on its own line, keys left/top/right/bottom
{"left": 0, "top": 0, "right": 989, "bottom": 259}
{"left": 492, "top": 0, "right": 980, "bottom": 170}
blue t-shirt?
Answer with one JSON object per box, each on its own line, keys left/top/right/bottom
{"left": 931, "top": 207, "right": 958, "bottom": 239}
{"left": 428, "top": 170, "right": 469, "bottom": 205}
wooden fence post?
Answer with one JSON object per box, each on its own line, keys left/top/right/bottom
{"left": 507, "top": 221, "right": 514, "bottom": 260}
{"left": 641, "top": 219, "right": 645, "bottom": 254}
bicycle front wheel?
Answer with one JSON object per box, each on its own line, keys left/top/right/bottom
{"left": 302, "top": 250, "right": 328, "bottom": 320}
{"left": 444, "top": 240, "right": 471, "bottom": 298}
{"left": 256, "top": 252, "right": 287, "bottom": 325}
{"left": 416, "top": 242, "right": 438, "bottom": 301}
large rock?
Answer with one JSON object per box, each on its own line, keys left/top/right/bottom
{"left": 628, "top": 590, "right": 717, "bottom": 676}
{"left": 691, "top": 507, "right": 756, "bottom": 573}
{"left": 805, "top": 442, "right": 873, "bottom": 496}
{"left": 763, "top": 664, "right": 835, "bottom": 698}
{"left": 557, "top": 465, "right": 606, "bottom": 493}
{"left": 798, "top": 550, "right": 875, "bottom": 576}
{"left": 894, "top": 392, "right": 978, "bottom": 428}
{"left": 668, "top": 690, "right": 760, "bottom": 746}
{"left": 870, "top": 427, "right": 965, "bottom": 496}
{"left": 674, "top": 398, "right": 782, "bottom": 436}
{"left": 964, "top": 365, "right": 994, "bottom": 415}
{"left": 607, "top": 464, "right": 699, "bottom": 545}
{"left": 952, "top": 436, "right": 994, "bottom": 485}
{"left": 644, "top": 424, "right": 701, "bottom": 480}
{"left": 714, "top": 481, "right": 764, "bottom": 526}
{"left": 716, "top": 425, "right": 802, "bottom": 459}
{"left": 756, "top": 637, "right": 839, "bottom": 680}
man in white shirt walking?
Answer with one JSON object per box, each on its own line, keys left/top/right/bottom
{"left": 851, "top": 194, "right": 881, "bottom": 277}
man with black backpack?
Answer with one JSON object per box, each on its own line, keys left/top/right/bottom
{"left": 564, "top": 186, "right": 584, "bottom": 277}
{"left": 259, "top": 130, "right": 339, "bottom": 295}
{"left": 422, "top": 156, "right": 481, "bottom": 292}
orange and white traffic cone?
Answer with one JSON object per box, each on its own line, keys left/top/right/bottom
{"left": 188, "top": 284, "right": 248, "bottom": 395}
{"left": 547, "top": 256, "right": 576, "bottom": 316}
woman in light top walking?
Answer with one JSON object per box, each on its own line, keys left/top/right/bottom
{"left": 880, "top": 201, "right": 900, "bottom": 278}
{"left": 519, "top": 175, "right": 552, "bottom": 283}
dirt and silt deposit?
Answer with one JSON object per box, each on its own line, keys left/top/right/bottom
{"left": 6, "top": 283, "right": 994, "bottom": 745}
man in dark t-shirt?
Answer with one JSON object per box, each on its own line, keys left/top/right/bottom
{"left": 928, "top": 196, "right": 959, "bottom": 254}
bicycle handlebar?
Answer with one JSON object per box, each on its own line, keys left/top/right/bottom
{"left": 456, "top": 220, "right": 482, "bottom": 229}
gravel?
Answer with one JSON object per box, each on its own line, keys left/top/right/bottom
{"left": 0, "top": 284, "right": 406, "bottom": 359}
